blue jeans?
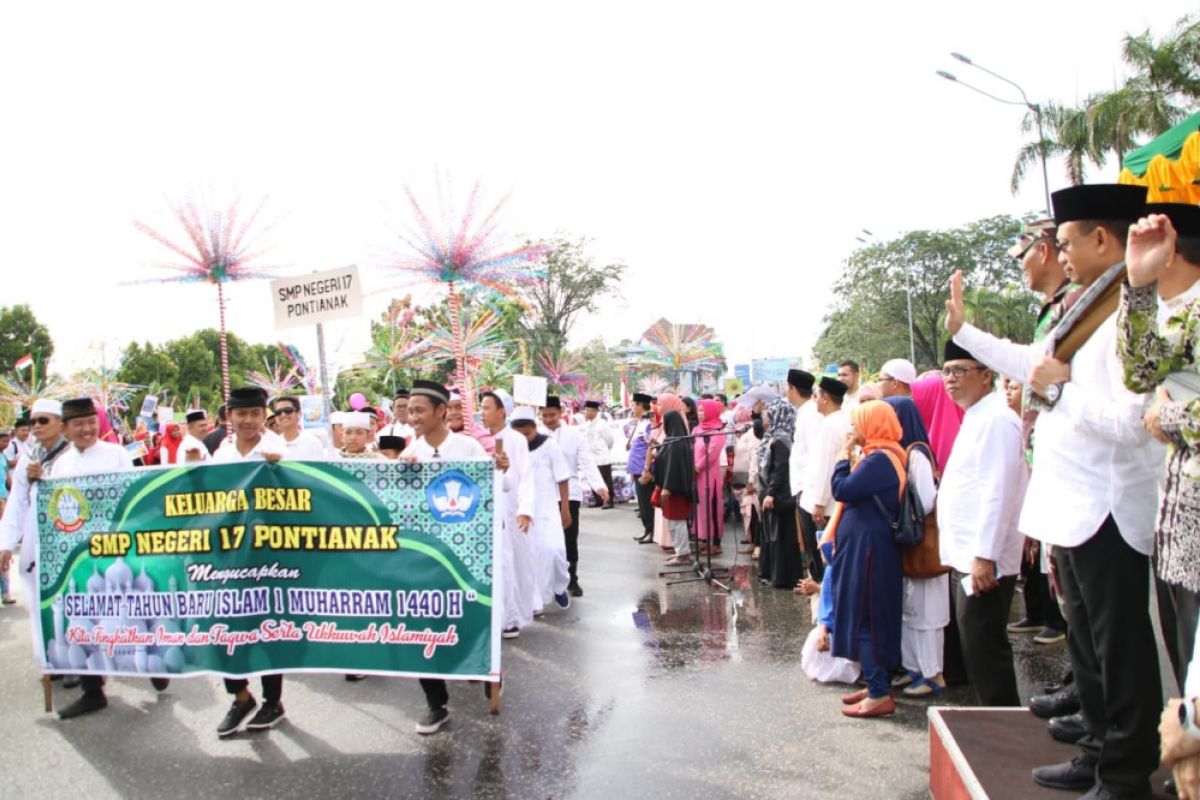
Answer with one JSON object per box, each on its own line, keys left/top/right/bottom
{"left": 858, "top": 630, "right": 890, "bottom": 699}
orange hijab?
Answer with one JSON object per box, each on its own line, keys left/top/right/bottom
{"left": 822, "top": 400, "right": 907, "bottom": 546}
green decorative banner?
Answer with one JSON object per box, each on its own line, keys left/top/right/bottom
{"left": 35, "top": 460, "right": 498, "bottom": 680}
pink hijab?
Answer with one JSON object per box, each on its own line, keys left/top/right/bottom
{"left": 697, "top": 398, "right": 723, "bottom": 432}
{"left": 910, "top": 372, "right": 964, "bottom": 473}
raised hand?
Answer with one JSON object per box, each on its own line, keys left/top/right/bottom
{"left": 945, "top": 270, "right": 965, "bottom": 335}
{"left": 1127, "top": 214, "right": 1177, "bottom": 289}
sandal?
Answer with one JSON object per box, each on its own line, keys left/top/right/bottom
{"left": 902, "top": 675, "right": 945, "bottom": 698}
{"left": 665, "top": 555, "right": 692, "bottom": 566}
{"left": 891, "top": 669, "right": 921, "bottom": 689}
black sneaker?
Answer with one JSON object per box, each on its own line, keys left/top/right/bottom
{"left": 246, "top": 701, "right": 286, "bottom": 731}
{"left": 568, "top": 582, "right": 583, "bottom": 598}
{"left": 415, "top": 706, "right": 450, "bottom": 735}
{"left": 217, "top": 696, "right": 257, "bottom": 737}
{"left": 150, "top": 678, "right": 170, "bottom": 691}
{"left": 58, "top": 692, "right": 108, "bottom": 720}
{"left": 501, "top": 627, "right": 520, "bottom": 639}
{"left": 1033, "top": 627, "right": 1066, "bottom": 645}
{"left": 554, "top": 592, "right": 571, "bottom": 609}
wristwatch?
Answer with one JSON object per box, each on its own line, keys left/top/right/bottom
{"left": 1045, "top": 382, "right": 1064, "bottom": 405}
{"left": 1179, "top": 698, "right": 1200, "bottom": 741}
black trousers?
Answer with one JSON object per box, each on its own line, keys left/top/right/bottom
{"left": 597, "top": 464, "right": 614, "bottom": 506}
{"left": 797, "top": 506, "right": 823, "bottom": 583}
{"left": 635, "top": 480, "right": 654, "bottom": 535}
{"left": 952, "top": 571, "right": 1020, "bottom": 706}
{"left": 421, "top": 678, "right": 448, "bottom": 709}
{"left": 1157, "top": 576, "right": 1200, "bottom": 692}
{"left": 225, "top": 675, "right": 283, "bottom": 704}
{"left": 565, "top": 500, "right": 581, "bottom": 585}
{"left": 1057, "top": 516, "right": 1161, "bottom": 796}
{"left": 1020, "top": 549, "right": 1067, "bottom": 631}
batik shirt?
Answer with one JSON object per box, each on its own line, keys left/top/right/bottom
{"left": 1117, "top": 279, "right": 1200, "bottom": 591}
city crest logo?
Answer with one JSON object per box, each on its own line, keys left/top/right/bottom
{"left": 426, "top": 470, "right": 480, "bottom": 524}
{"left": 48, "top": 485, "right": 90, "bottom": 534}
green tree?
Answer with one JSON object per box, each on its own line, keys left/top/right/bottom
{"left": 812, "top": 215, "right": 1023, "bottom": 372}
{"left": 575, "top": 338, "right": 619, "bottom": 397}
{"left": 962, "top": 286, "right": 1039, "bottom": 343}
{"left": 1012, "top": 103, "right": 1099, "bottom": 192}
{"left": 116, "top": 342, "right": 180, "bottom": 410}
{"left": 516, "top": 236, "right": 626, "bottom": 360}
{"left": 0, "top": 304, "right": 53, "bottom": 375}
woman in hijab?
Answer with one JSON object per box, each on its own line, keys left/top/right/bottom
{"left": 910, "top": 371, "right": 964, "bottom": 476}
{"left": 883, "top": 396, "right": 947, "bottom": 698}
{"left": 681, "top": 396, "right": 700, "bottom": 432}
{"left": 650, "top": 394, "right": 687, "bottom": 550}
{"left": 694, "top": 398, "right": 727, "bottom": 555}
{"left": 830, "top": 400, "right": 907, "bottom": 718}
{"left": 732, "top": 407, "right": 761, "bottom": 556}
{"left": 757, "top": 397, "right": 801, "bottom": 589}
{"left": 654, "top": 410, "right": 697, "bottom": 566}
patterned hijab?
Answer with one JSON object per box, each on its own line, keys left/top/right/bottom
{"left": 757, "top": 397, "right": 796, "bottom": 471}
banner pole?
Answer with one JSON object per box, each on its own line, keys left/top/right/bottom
{"left": 317, "top": 322, "right": 332, "bottom": 428}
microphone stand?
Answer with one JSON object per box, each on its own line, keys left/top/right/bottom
{"left": 653, "top": 428, "right": 736, "bottom": 592}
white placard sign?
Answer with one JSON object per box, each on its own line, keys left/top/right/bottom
{"left": 271, "top": 266, "right": 363, "bottom": 330}
{"left": 512, "top": 375, "right": 548, "bottom": 407}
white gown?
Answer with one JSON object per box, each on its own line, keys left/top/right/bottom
{"left": 493, "top": 427, "right": 536, "bottom": 631}
{"left": 526, "top": 436, "right": 571, "bottom": 612}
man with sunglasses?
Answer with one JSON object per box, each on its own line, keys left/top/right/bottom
{"left": 271, "top": 395, "right": 324, "bottom": 460}
{"left": 947, "top": 184, "right": 1163, "bottom": 800}
{"left": 0, "top": 400, "right": 68, "bottom": 632}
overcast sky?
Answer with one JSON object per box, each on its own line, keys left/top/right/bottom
{"left": 1, "top": 1, "right": 1193, "bottom": 381}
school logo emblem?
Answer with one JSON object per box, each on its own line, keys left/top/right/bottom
{"left": 48, "top": 485, "right": 90, "bottom": 534}
{"left": 426, "top": 470, "right": 480, "bottom": 524}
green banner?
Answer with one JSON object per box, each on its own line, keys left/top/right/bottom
{"left": 35, "top": 459, "right": 498, "bottom": 680}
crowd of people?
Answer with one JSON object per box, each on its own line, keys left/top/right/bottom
{"left": 6, "top": 183, "right": 1200, "bottom": 797}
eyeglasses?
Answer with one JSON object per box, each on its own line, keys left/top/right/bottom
{"left": 274, "top": 407, "right": 298, "bottom": 416}
{"left": 1055, "top": 233, "right": 1091, "bottom": 253}
{"left": 879, "top": 375, "right": 894, "bottom": 383}
{"left": 30, "top": 416, "right": 55, "bottom": 426}
{"left": 941, "top": 365, "right": 985, "bottom": 378}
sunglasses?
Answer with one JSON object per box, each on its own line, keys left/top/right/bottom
{"left": 273, "top": 407, "right": 298, "bottom": 415}
{"left": 31, "top": 416, "right": 55, "bottom": 426}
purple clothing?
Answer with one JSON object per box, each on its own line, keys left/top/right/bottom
{"left": 626, "top": 418, "right": 652, "bottom": 476}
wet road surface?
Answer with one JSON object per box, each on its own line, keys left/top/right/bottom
{"left": 0, "top": 505, "right": 1072, "bottom": 799}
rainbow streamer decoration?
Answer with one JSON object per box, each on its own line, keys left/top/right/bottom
{"left": 639, "top": 318, "right": 724, "bottom": 391}
{"left": 132, "top": 195, "right": 279, "bottom": 402}
{"left": 385, "top": 178, "right": 545, "bottom": 419}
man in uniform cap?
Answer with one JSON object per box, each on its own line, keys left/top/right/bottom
{"left": 785, "top": 369, "right": 822, "bottom": 580}
{"left": 947, "top": 184, "right": 1164, "bottom": 799}
{"left": 541, "top": 395, "right": 607, "bottom": 597}
{"left": 1117, "top": 202, "right": 1200, "bottom": 791}
{"left": 799, "top": 377, "right": 851, "bottom": 534}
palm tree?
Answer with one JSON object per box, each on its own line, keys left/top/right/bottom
{"left": 963, "top": 287, "right": 1038, "bottom": 344}
{"left": 1011, "top": 102, "right": 1099, "bottom": 192}
{"left": 1088, "top": 15, "right": 1200, "bottom": 169}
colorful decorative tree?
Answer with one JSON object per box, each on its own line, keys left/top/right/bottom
{"left": 246, "top": 353, "right": 303, "bottom": 399}
{"left": 639, "top": 318, "right": 724, "bottom": 390}
{"left": 538, "top": 350, "right": 586, "bottom": 390}
{"left": 357, "top": 296, "right": 433, "bottom": 391}
{"left": 133, "top": 196, "right": 278, "bottom": 402}
{"left": 385, "top": 179, "right": 544, "bottom": 419}
{"left": 637, "top": 374, "right": 670, "bottom": 398}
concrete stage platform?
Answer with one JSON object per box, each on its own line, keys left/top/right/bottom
{"left": 929, "top": 707, "right": 1173, "bottom": 799}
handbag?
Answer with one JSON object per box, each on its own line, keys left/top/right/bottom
{"left": 902, "top": 512, "right": 950, "bottom": 579}
{"left": 651, "top": 486, "right": 662, "bottom": 508}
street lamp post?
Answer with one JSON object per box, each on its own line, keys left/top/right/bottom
{"left": 856, "top": 229, "right": 916, "bottom": 365}
{"left": 937, "top": 53, "right": 1053, "bottom": 216}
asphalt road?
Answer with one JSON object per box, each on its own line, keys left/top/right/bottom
{"left": 0, "top": 504, "right": 1071, "bottom": 800}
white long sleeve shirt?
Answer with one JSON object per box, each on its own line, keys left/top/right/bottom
{"left": 54, "top": 440, "right": 135, "bottom": 477}
{"left": 280, "top": 430, "right": 325, "bottom": 460}
{"left": 799, "top": 408, "right": 850, "bottom": 515}
{"left": 789, "top": 399, "right": 821, "bottom": 497}
{"left": 955, "top": 316, "right": 1163, "bottom": 554}
{"left": 584, "top": 417, "right": 614, "bottom": 466}
{"left": 549, "top": 424, "right": 605, "bottom": 502}
{"left": 936, "top": 392, "right": 1027, "bottom": 577}
{"left": 212, "top": 430, "right": 288, "bottom": 463}
{"left": 493, "top": 427, "right": 535, "bottom": 520}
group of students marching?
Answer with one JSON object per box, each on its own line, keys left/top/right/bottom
{"left": 0, "top": 378, "right": 611, "bottom": 737}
